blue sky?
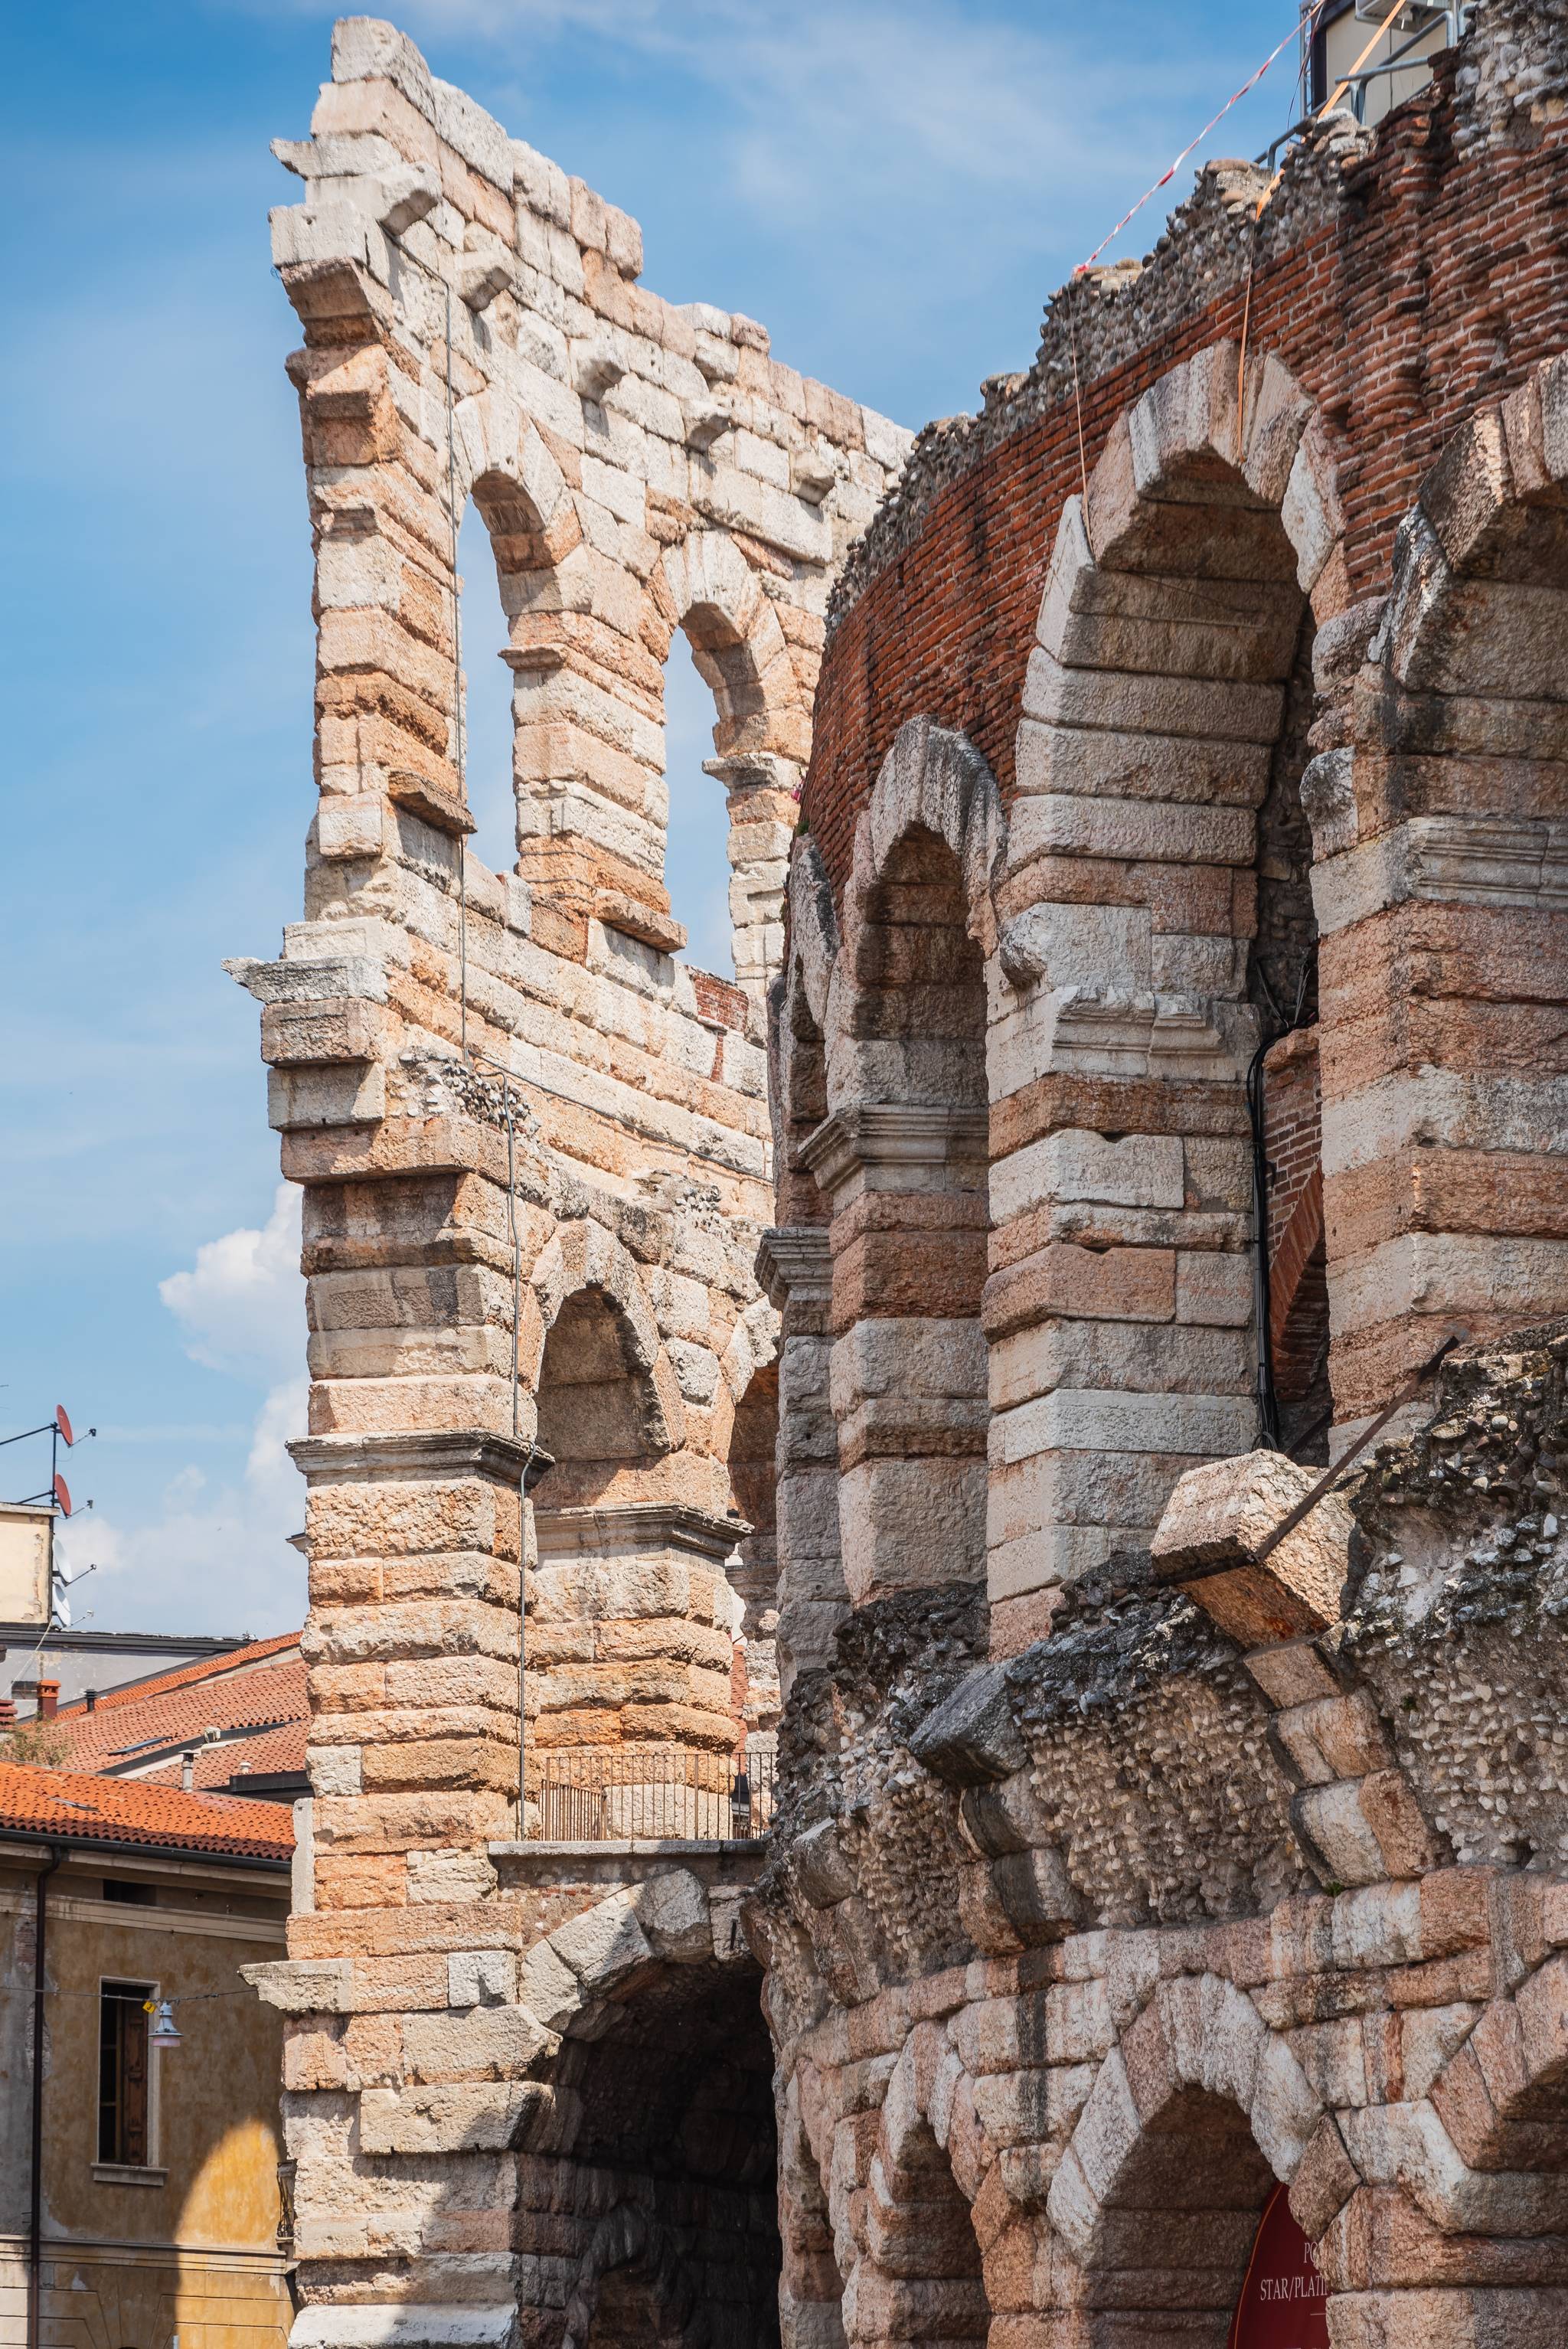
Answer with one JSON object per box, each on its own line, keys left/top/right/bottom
{"left": 2, "top": 0, "right": 1314, "bottom": 1638}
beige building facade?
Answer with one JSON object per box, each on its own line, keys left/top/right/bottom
{"left": 0, "top": 1770, "right": 293, "bottom": 2349}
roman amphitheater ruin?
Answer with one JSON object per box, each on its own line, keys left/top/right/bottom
{"left": 240, "top": 5, "right": 1568, "bottom": 2345}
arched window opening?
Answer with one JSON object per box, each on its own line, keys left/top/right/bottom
{"left": 999, "top": 352, "right": 1328, "bottom": 1642}
{"left": 664, "top": 631, "right": 736, "bottom": 977}
{"left": 453, "top": 496, "right": 516, "bottom": 878}
{"left": 535, "top": 1287, "right": 665, "bottom": 1511}
{"left": 779, "top": 975, "right": 828, "bottom": 1227}
{"left": 528, "top": 1284, "right": 742, "bottom": 1792}
{"left": 854, "top": 827, "right": 987, "bottom": 1109}
{"left": 727, "top": 1359, "right": 780, "bottom": 1738}
{"left": 829, "top": 823, "right": 989, "bottom": 1606}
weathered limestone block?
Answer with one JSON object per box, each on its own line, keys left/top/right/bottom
{"left": 1151, "top": 1449, "right": 1354, "bottom": 1645}
{"left": 358, "top": 2079, "right": 543, "bottom": 2152}
{"left": 547, "top": 1889, "right": 653, "bottom": 1991}
{"left": 631, "top": 1866, "right": 712, "bottom": 1959}
{"left": 290, "top": 2308, "right": 518, "bottom": 2349}
{"left": 910, "top": 1662, "right": 1028, "bottom": 1786}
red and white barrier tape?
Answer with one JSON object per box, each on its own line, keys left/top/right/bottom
{"left": 1076, "top": 2, "right": 1329, "bottom": 276}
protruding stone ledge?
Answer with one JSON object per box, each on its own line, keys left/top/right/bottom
{"left": 290, "top": 2305, "right": 518, "bottom": 2349}
{"left": 909, "top": 1661, "right": 1027, "bottom": 1786}
{"left": 387, "top": 769, "right": 477, "bottom": 839}
{"left": 756, "top": 1226, "right": 834, "bottom": 1309}
{"left": 531, "top": 1501, "right": 748, "bottom": 1562}
{"left": 800, "top": 1103, "right": 989, "bottom": 1196}
{"left": 1150, "top": 1448, "right": 1354, "bottom": 1646}
{"left": 593, "top": 889, "right": 687, "bottom": 956}
{"left": 290, "top": 1429, "right": 553, "bottom": 1490}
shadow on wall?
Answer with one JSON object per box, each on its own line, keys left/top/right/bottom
{"left": 535, "top": 1286, "right": 670, "bottom": 1511}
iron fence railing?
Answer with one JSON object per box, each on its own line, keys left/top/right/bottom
{"left": 530, "top": 1743, "right": 776, "bottom": 1843}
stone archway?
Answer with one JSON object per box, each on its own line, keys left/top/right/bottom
{"left": 534, "top": 1929, "right": 782, "bottom": 2349}
{"left": 1047, "top": 1975, "right": 1326, "bottom": 2345}
{"left": 985, "top": 336, "right": 1346, "bottom": 1650}
{"left": 808, "top": 718, "right": 1004, "bottom": 1610}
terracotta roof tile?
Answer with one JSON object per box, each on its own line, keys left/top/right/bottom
{"left": 140, "top": 1717, "right": 309, "bottom": 1792}
{"left": 54, "top": 1632, "right": 300, "bottom": 1720}
{"left": 52, "top": 1651, "right": 308, "bottom": 1784}
{"left": 0, "top": 1762, "right": 293, "bottom": 1859}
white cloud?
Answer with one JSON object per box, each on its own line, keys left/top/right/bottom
{"left": 159, "top": 1184, "right": 305, "bottom": 1384}
{"left": 57, "top": 1191, "right": 310, "bottom": 1638}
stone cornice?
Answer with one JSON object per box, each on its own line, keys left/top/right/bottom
{"left": 755, "top": 1226, "right": 833, "bottom": 1306}
{"left": 799, "top": 1103, "right": 989, "bottom": 1194}
{"left": 289, "top": 1431, "right": 554, "bottom": 1490}
{"left": 532, "top": 1501, "right": 750, "bottom": 1560}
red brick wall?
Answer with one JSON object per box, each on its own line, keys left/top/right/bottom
{"left": 804, "top": 36, "right": 1568, "bottom": 897}
{"left": 1263, "top": 1027, "right": 1321, "bottom": 1266}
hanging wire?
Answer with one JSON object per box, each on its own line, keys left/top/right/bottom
{"left": 501, "top": 1077, "right": 521, "bottom": 1441}
{"left": 1067, "top": 276, "right": 1092, "bottom": 522}
{"left": 443, "top": 285, "right": 470, "bottom": 1063}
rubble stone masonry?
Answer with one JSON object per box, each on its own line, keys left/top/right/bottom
{"left": 238, "top": 6, "right": 1568, "bottom": 2349}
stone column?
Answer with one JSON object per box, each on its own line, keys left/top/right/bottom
{"left": 757, "top": 1228, "right": 844, "bottom": 1689}
{"left": 1312, "top": 368, "right": 1568, "bottom": 1434}
{"left": 283, "top": 1427, "right": 544, "bottom": 2321}
{"left": 802, "top": 1106, "right": 989, "bottom": 1606}
{"left": 292, "top": 1429, "right": 545, "bottom": 1910}
{"left": 526, "top": 1502, "right": 746, "bottom": 1791}
{"left": 705, "top": 754, "right": 803, "bottom": 999}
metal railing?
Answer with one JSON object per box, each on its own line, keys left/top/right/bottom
{"left": 530, "top": 1743, "right": 776, "bottom": 1843}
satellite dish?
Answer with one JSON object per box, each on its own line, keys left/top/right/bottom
{"left": 54, "top": 1406, "right": 74, "bottom": 1447}
{"left": 53, "top": 1474, "right": 72, "bottom": 1517}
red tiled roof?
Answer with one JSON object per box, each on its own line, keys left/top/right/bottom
{"left": 54, "top": 1631, "right": 300, "bottom": 1719}
{"left": 51, "top": 1645, "right": 308, "bottom": 1786}
{"left": 0, "top": 1763, "right": 293, "bottom": 1860}
{"left": 140, "top": 1716, "right": 309, "bottom": 1792}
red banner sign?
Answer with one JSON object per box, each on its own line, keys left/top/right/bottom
{"left": 1229, "top": 2185, "right": 1328, "bottom": 2349}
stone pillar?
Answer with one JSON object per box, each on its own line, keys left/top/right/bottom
{"left": 1312, "top": 365, "right": 1568, "bottom": 1433}
{"left": 527, "top": 1501, "right": 746, "bottom": 1775}
{"left": 757, "top": 1228, "right": 844, "bottom": 1689}
{"left": 705, "top": 753, "right": 802, "bottom": 999}
{"left": 802, "top": 1106, "right": 989, "bottom": 1606}
{"left": 292, "top": 1429, "right": 544, "bottom": 1906}
{"left": 284, "top": 1427, "right": 544, "bottom": 2317}
{"left": 983, "top": 996, "right": 1260, "bottom": 1654}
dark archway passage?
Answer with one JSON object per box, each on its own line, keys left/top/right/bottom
{"left": 532, "top": 1961, "right": 781, "bottom": 2349}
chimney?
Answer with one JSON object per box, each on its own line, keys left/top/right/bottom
{"left": 38, "top": 1681, "right": 59, "bottom": 1721}
{"left": 181, "top": 1751, "right": 195, "bottom": 1792}
{"left": 0, "top": 1699, "right": 15, "bottom": 1730}
{"left": 85, "top": 1689, "right": 98, "bottom": 1713}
